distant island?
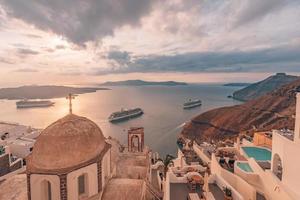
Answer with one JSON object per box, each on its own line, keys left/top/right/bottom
{"left": 99, "top": 79, "right": 188, "bottom": 86}
{"left": 232, "top": 73, "right": 299, "bottom": 101}
{"left": 0, "top": 85, "right": 109, "bottom": 100}
{"left": 223, "top": 83, "right": 251, "bottom": 87}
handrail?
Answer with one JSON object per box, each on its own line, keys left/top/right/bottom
{"left": 145, "top": 180, "right": 163, "bottom": 200}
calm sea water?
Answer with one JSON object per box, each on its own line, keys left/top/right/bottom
{"left": 0, "top": 84, "right": 242, "bottom": 156}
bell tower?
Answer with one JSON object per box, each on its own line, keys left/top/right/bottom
{"left": 128, "top": 127, "right": 144, "bottom": 152}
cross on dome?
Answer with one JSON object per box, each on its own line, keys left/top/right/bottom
{"left": 66, "top": 93, "right": 76, "bottom": 114}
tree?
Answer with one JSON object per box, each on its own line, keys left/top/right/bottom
{"left": 158, "top": 154, "right": 175, "bottom": 178}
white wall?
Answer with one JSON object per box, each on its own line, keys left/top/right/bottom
{"left": 164, "top": 172, "right": 171, "bottom": 200}
{"left": 211, "top": 154, "right": 256, "bottom": 200}
{"left": 294, "top": 93, "right": 300, "bottom": 143}
{"left": 272, "top": 132, "right": 300, "bottom": 199}
{"left": 248, "top": 158, "right": 293, "bottom": 200}
{"left": 9, "top": 142, "right": 33, "bottom": 158}
{"left": 192, "top": 143, "right": 211, "bottom": 165}
{"left": 30, "top": 174, "right": 60, "bottom": 200}
{"left": 208, "top": 174, "right": 244, "bottom": 200}
{"left": 234, "top": 161, "right": 259, "bottom": 187}
{"left": 67, "top": 163, "right": 98, "bottom": 200}
{"left": 102, "top": 149, "right": 111, "bottom": 190}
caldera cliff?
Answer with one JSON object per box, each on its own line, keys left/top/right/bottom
{"left": 181, "top": 78, "right": 300, "bottom": 143}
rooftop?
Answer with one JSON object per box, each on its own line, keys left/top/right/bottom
{"left": 182, "top": 149, "right": 204, "bottom": 165}
{"left": 27, "top": 114, "right": 108, "bottom": 173}
{"left": 276, "top": 129, "right": 294, "bottom": 141}
{"left": 11, "top": 138, "right": 35, "bottom": 146}
{"left": 101, "top": 178, "right": 145, "bottom": 200}
{"left": 170, "top": 183, "right": 203, "bottom": 200}
{"left": 0, "top": 122, "right": 35, "bottom": 141}
{"left": 208, "top": 183, "right": 224, "bottom": 200}
{"left": 0, "top": 174, "right": 27, "bottom": 200}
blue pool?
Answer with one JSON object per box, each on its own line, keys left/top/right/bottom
{"left": 242, "top": 147, "right": 271, "bottom": 161}
{"left": 237, "top": 162, "right": 253, "bottom": 172}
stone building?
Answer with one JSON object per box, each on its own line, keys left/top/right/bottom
{"left": 26, "top": 114, "right": 111, "bottom": 200}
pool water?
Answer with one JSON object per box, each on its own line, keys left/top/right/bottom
{"left": 237, "top": 162, "right": 253, "bottom": 172}
{"left": 242, "top": 147, "right": 271, "bottom": 161}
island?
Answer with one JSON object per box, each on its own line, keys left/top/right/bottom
{"left": 0, "top": 85, "right": 110, "bottom": 100}
{"left": 223, "top": 83, "right": 251, "bottom": 87}
{"left": 99, "top": 79, "right": 188, "bottom": 86}
{"left": 232, "top": 73, "right": 299, "bottom": 101}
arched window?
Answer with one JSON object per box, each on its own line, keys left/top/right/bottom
{"left": 41, "top": 180, "right": 52, "bottom": 200}
{"left": 130, "top": 135, "right": 140, "bottom": 152}
{"left": 78, "top": 174, "right": 88, "bottom": 198}
{"left": 273, "top": 153, "right": 283, "bottom": 180}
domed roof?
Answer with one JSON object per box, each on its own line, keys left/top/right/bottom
{"left": 28, "top": 114, "right": 107, "bottom": 173}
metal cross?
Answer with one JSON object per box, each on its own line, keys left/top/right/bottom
{"left": 66, "top": 93, "right": 76, "bottom": 114}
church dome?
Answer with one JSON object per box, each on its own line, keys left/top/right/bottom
{"left": 27, "top": 114, "right": 107, "bottom": 173}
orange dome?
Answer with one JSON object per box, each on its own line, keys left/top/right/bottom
{"left": 27, "top": 114, "right": 106, "bottom": 173}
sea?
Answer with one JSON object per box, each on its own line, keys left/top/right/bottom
{"left": 0, "top": 84, "right": 242, "bottom": 156}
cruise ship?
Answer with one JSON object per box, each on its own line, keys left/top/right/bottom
{"left": 183, "top": 99, "right": 202, "bottom": 109}
{"left": 108, "top": 108, "right": 143, "bottom": 122}
{"left": 16, "top": 100, "right": 55, "bottom": 108}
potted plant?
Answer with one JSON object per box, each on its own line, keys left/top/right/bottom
{"left": 223, "top": 187, "right": 233, "bottom": 200}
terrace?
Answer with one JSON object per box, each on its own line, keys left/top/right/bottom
{"left": 277, "top": 129, "right": 294, "bottom": 141}
{"left": 215, "top": 148, "right": 241, "bottom": 172}
{"left": 178, "top": 139, "right": 207, "bottom": 167}
{"left": 170, "top": 183, "right": 205, "bottom": 200}
{"left": 208, "top": 183, "right": 224, "bottom": 200}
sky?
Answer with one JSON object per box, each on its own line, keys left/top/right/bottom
{"left": 0, "top": 0, "right": 300, "bottom": 86}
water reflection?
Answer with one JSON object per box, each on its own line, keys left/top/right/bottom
{"left": 0, "top": 85, "right": 241, "bottom": 156}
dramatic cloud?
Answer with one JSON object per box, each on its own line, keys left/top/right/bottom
{"left": 0, "top": 0, "right": 299, "bottom": 79}
{"left": 0, "top": 0, "right": 156, "bottom": 45}
{"left": 94, "top": 45, "right": 300, "bottom": 74}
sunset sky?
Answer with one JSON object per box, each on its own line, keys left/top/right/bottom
{"left": 0, "top": 0, "right": 300, "bottom": 86}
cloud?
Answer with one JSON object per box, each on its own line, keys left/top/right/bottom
{"left": 55, "top": 45, "right": 65, "bottom": 50}
{"left": 93, "top": 45, "right": 300, "bottom": 74}
{"left": 13, "top": 68, "right": 38, "bottom": 72}
{"left": 23, "top": 33, "right": 42, "bottom": 38}
{"left": 107, "top": 50, "right": 131, "bottom": 66}
{"left": 0, "top": 57, "right": 15, "bottom": 64}
{"left": 0, "top": 0, "right": 156, "bottom": 46}
{"left": 43, "top": 48, "right": 55, "bottom": 53}
{"left": 17, "top": 48, "right": 39, "bottom": 55}
{"left": 232, "top": 0, "right": 289, "bottom": 28}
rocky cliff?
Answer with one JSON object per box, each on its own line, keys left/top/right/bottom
{"left": 233, "top": 73, "right": 298, "bottom": 101}
{"left": 181, "top": 78, "right": 300, "bottom": 143}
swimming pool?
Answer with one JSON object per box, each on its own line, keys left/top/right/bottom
{"left": 242, "top": 147, "right": 271, "bottom": 161}
{"left": 237, "top": 162, "right": 253, "bottom": 172}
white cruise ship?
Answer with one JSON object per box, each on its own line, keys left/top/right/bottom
{"left": 108, "top": 108, "right": 143, "bottom": 122}
{"left": 16, "top": 100, "right": 55, "bottom": 108}
{"left": 183, "top": 99, "right": 202, "bottom": 109}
